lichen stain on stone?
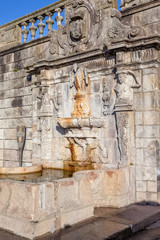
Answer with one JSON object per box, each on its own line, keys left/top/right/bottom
{"left": 11, "top": 97, "right": 23, "bottom": 108}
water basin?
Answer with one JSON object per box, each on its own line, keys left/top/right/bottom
{"left": 0, "top": 169, "right": 74, "bottom": 182}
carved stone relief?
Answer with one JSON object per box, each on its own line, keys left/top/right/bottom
{"left": 98, "top": 140, "right": 108, "bottom": 164}
{"left": 115, "top": 112, "right": 129, "bottom": 166}
{"left": 51, "top": 85, "right": 63, "bottom": 117}
{"left": 108, "top": 9, "right": 145, "bottom": 42}
{"left": 67, "top": 137, "right": 97, "bottom": 163}
{"left": 49, "top": 0, "right": 100, "bottom": 56}
{"left": 70, "top": 63, "right": 90, "bottom": 117}
{"left": 102, "top": 80, "right": 110, "bottom": 115}
{"left": 38, "top": 86, "right": 52, "bottom": 115}
{"left": 114, "top": 72, "right": 140, "bottom": 109}
{"left": 102, "top": 78, "right": 115, "bottom": 116}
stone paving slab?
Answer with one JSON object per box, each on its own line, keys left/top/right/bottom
{"left": 1, "top": 205, "right": 160, "bottom": 240}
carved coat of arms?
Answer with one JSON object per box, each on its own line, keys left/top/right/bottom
{"left": 70, "top": 18, "right": 83, "bottom": 41}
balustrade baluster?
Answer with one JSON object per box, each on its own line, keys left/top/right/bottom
{"left": 21, "top": 22, "right": 29, "bottom": 43}
{"left": 46, "top": 12, "right": 54, "bottom": 32}
{"left": 29, "top": 19, "right": 37, "bottom": 40}
{"left": 37, "top": 16, "right": 45, "bottom": 38}
{"left": 55, "top": 8, "right": 63, "bottom": 28}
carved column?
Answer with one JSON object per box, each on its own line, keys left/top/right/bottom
{"left": 21, "top": 22, "right": 29, "bottom": 43}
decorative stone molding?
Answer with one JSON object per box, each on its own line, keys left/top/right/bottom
{"left": 121, "top": 0, "right": 153, "bottom": 9}
{"left": 58, "top": 117, "right": 105, "bottom": 129}
{"left": 115, "top": 112, "right": 129, "bottom": 166}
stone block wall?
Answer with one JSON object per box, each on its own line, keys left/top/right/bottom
{"left": 0, "top": 41, "right": 49, "bottom": 167}
{"left": 118, "top": 2, "right": 160, "bottom": 203}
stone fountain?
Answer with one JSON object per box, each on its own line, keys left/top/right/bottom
{"left": 0, "top": 0, "right": 160, "bottom": 238}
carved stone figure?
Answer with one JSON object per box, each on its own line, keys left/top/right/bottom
{"left": 114, "top": 72, "right": 140, "bottom": 107}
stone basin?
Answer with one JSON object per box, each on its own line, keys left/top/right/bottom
{"left": 58, "top": 117, "right": 105, "bottom": 129}
{"left": 0, "top": 168, "right": 74, "bottom": 182}
{"left": 0, "top": 168, "right": 131, "bottom": 239}
{"left": 0, "top": 165, "right": 42, "bottom": 175}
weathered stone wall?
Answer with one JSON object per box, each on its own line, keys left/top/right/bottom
{"left": 120, "top": 1, "right": 160, "bottom": 204}
{"left": 0, "top": 40, "right": 49, "bottom": 167}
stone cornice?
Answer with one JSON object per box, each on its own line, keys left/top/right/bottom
{"left": 108, "top": 35, "right": 160, "bottom": 51}
{"left": 26, "top": 48, "right": 108, "bottom": 73}
{"left": 121, "top": 0, "right": 160, "bottom": 17}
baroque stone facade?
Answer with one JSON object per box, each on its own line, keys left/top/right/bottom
{"left": 0, "top": 0, "right": 160, "bottom": 237}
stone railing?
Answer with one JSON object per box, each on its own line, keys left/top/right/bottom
{"left": 0, "top": 0, "right": 68, "bottom": 51}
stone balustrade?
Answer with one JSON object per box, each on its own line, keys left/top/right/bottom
{"left": 0, "top": 0, "right": 68, "bottom": 50}
{"left": 21, "top": 8, "right": 64, "bottom": 43}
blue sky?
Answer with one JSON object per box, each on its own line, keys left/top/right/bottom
{"left": 0, "top": 0, "right": 121, "bottom": 26}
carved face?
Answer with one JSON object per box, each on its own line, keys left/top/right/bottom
{"left": 70, "top": 19, "right": 83, "bottom": 41}
{"left": 118, "top": 74, "right": 126, "bottom": 84}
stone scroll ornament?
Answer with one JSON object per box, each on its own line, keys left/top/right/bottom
{"left": 17, "top": 126, "right": 26, "bottom": 167}
{"left": 108, "top": 9, "right": 145, "bottom": 42}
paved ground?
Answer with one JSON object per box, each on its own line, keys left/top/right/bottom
{"left": 1, "top": 225, "right": 160, "bottom": 240}
{"left": 127, "top": 220, "right": 160, "bottom": 240}
{"left": 1, "top": 205, "right": 160, "bottom": 240}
